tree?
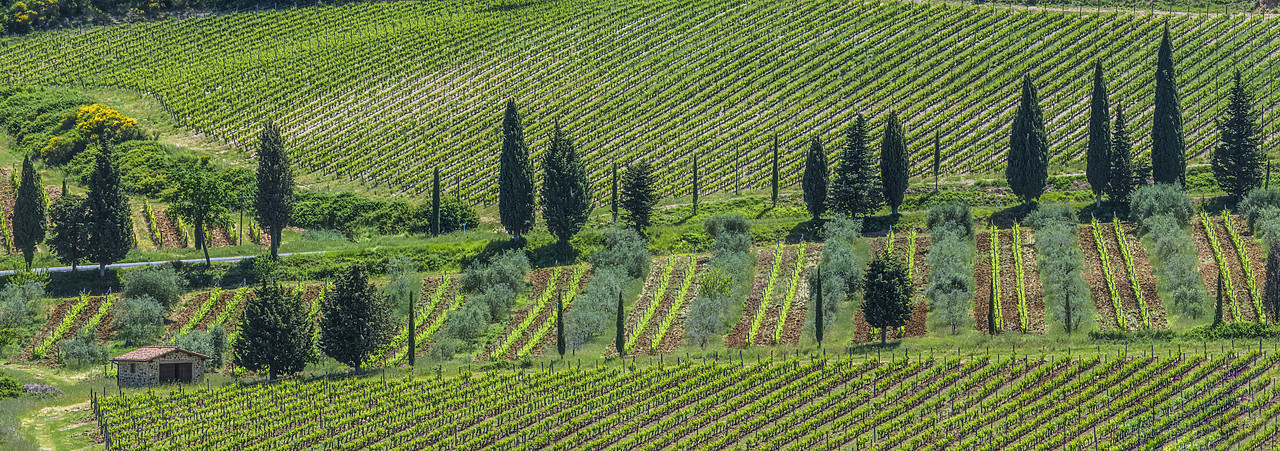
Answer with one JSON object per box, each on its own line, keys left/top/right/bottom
{"left": 611, "top": 162, "right": 618, "bottom": 223}
{"left": 614, "top": 291, "right": 624, "bottom": 358}
{"left": 814, "top": 268, "right": 823, "bottom": 347}
{"left": 84, "top": 142, "right": 134, "bottom": 278}
{"left": 1152, "top": 24, "right": 1186, "bottom": 188}
{"left": 319, "top": 265, "right": 396, "bottom": 370}
{"left": 1108, "top": 107, "right": 1137, "bottom": 204}
{"left": 1212, "top": 71, "right": 1264, "bottom": 202}
{"left": 556, "top": 292, "right": 565, "bottom": 359}
{"left": 830, "top": 115, "right": 882, "bottom": 218}
{"left": 692, "top": 153, "right": 699, "bottom": 216}
{"left": 168, "top": 157, "right": 231, "bottom": 266}
{"left": 620, "top": 161, "right": 658, "bottom": 234}
{"left": 234, "top": 282, "right": 313, "bottom": 380}
{"left": 881, "top": 111, "right": 910, "bottom": 215}
{"left": 1007, "top": 75, "right": 1050, "bottom": 207}
{"left": 13, "top": 155, "right": 44, "bottom": 270}
{"left": 1087, "top": 61, "right": 1112, "bottom": 207}
{"left": 1214, "top": 272, "right": 1224, "bottom": 326}
{"left": 771, "top": 135, "right": 780, "bottom": 208}
{"left": 431, "top": 167, "right": 441, "bottom": 235}
{"left": 541, "top": 123, "right": 592, "bottom": 243}
{"left": 862, "top": 250, "right": 914, "bottom": 344}
{"left": 987, "top": 276, "right": 998, "bottom": 334}
{"left": 255, "top": 121, "right": 294, "bottom": 259}
{"left": 1266, "top": 237, "right": 1280, "bottom": 322}
{"left": 802, "top": 137, "right": 828, "bottom": 220}
{"left": 499, "top": 100, "right": 535, "bottom": 241}
{"left": 932, "top": 132, "right": 941, "bottom": 192}
{"left": 47, "top": 194, "right": 87, "bottom": 271}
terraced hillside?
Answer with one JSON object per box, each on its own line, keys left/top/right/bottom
{"left": 3, "top": 0, "right": 1278, "bottom": 202}
{"left": 93, "top": 352, "right": 1280, "bottom": 450}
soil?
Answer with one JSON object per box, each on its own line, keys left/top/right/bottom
{"left": 0, "top": 169, "right": 15, "bottom": 253}
{"left": 165, "top": 292, "right": 210, "bottom": 338}
{"left": 35, "top": 296, "right": 103, "bottom": 365}
{"left": 154, "top": 209, "right": 183, "bottom": 248}
{"left": 1191, "top": 220, "right": 1225, "bottom": 319}
{"left": 630, "top": 257, "right": 690, "bottom": 355}
{"left": 726, "top": 248, "right": 776, "bottom": 348}
{"left": 413, "top": 275, "right": 461, "bottom": 360}
{"left": 14, "top": 299, "right": 71, "bottom": 362}
{"left": 1078, "top": 225, "right": 1122, "bottom": 330}
{"left": 656, "top": 257, "right": 708, "bottom": 353}
{"left": 605, "top": 258, "right": 670, "bottom": 358}
{"left": 1211, "top": 215, "right": 1263, "bottom": 322}
{"left": 1018, "top": 230, "right": 1048, "bottom": 334}
{"left": 1116, "top": 222, "right": 1168, "bottom": 329}
{"left": 778, "top": 244, "right": 822, "bottom": 346}
{"left": 194, "top": 291, "right": 235, "bottom": 331}
{"left": 44, "top": 186, "right": 62, "bottom": 205}
{"left": 528, "top": 270, "right": 593, "bottom": 358}
{"left": 1237, "top": 218, "right": 1270, "bottom": 321}
{"left": 1195, "top": 216, "right": 1256, "bottom": 322}
{"left": 209, "top": 225, "right": 234, "bottom": 247}
{"left": 753, "top": 246, "right": 800, "bottom": 346}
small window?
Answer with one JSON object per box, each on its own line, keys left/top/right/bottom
{"left": 130, "top": 363, "right": 136, "bottom": 373}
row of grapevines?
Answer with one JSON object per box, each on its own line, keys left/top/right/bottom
{"left": 1011, "top": 224, "right": 1029, "bottom": 332}
{"left": 517, "top": 265, "right": 588, "bottom": 357}
{"left": 648, "top": 257, "right": 697, "bottom": 351}
{"left": 989, "top": 224, "right": 1003, "bottom": 333}
{"left": 1113, "top": 220, "right": 1151, "bottom": 328}
{"left": 1200, "top": 210, "right": 1241, "bottom": 320}
{"left": 773, "top": 241, "right": 807, "bottom": 344}
{"left": 209, "top": 286, "right": 249, "bottom": 329}
{"left": 31, "top": 293, "right": 91, "bottom": 359}
{"left": 1091, "top": 217, "right": 1127, "bottom": 330}
{"left": 179, "top": 286, "right": 223, "bottom": 336}
{"left": 1222, "top": 212, "right": 1266, "bottom": 323}
{"left": 143, "top": 201, "right": 162, "bottom": 246}
{"left": 746, "top": 243, "right": 784, "bottom": 344}
{"left": 491, "top": 266, "right": 563, "bottom": 360}
{"left": 625, "top": 258, "right": 676, "bottom": 354}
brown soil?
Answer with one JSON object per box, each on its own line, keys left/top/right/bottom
{"left": 605, "top": 258, "right": 671, "bottom": 358}
{"left": 1018, "top": 230, "right": 1048, "bottom": 334}
{"left": 1196, "top": 216, "right": 1254, "bottom": 322}
{"left": 1116, "top": 222, "right": 1168, "bottom": 329}
{"left": 95, "top": 296, "right": 118, "bottom": 342}
{"left": 154, "top": 209, "right": 183, "bottom": 248}
{"left": 209, "top": 225, "right": 234, "bottom": 247}
{"left": 478, "top": 267, "right": 563, "bottom": 362}
{"left": 629, "top": 257, "right": 690, "bottom": 355}
{"left": 1078, "top": 225, "right": 1122, "bottom": 330}
{"left": 1236, "top": 218, "right": 1270, "bottom": 322}
{"left": 0, "top": 169, "right": 15, "bottom": 253}
{"left": 527, "top": 270, "right": 593, "bottom": 358}
{"left": 27, "top": 296, "right": 104, "bottom": 365}
{"left": 14, "top": 299, "right": 71, "bottom": 362}
{"left": 777, "top": 244, "right": 822, "bottom": 346}
{"left": 726, "top": 248, "right": 776, "bottom": 348}
{"left": 1191, "top": 220, "right": 1226, "bottom": 319}
{"left": 165, "top": 292, "right": 208, "bottom": 338}
{"left": 44, "top": 186, "right": 62, "bottom": 205}
{"left": 194, "top": 291, "right": 235, "bottom": 331}
{"left": 754, "top": 246, "right": 800, "bottom": 346}
{"left": 655, "top": 257, "right": 708, "bottom": 353}
{"left": 412, "top": 275, "right": 462, "bottom": 360}
{"left": 1214, "top": 215, "right": 1265, "bottom": 322}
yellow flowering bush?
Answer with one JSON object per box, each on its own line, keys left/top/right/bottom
{"left": 73, "top": 104, "right": 141, "bottom": 143}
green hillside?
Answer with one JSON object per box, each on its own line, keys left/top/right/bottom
{"left": 2, "top": 0, "right": 1278, "bottom": 204}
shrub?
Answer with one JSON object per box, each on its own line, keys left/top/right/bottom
{"left": 1034, "top": 218, "right": 1094, "bottom": 333}
{"left": 460, "top": 250, "right": 529, "bottom": 296}
{"left": 806, "top": 215, "right": 864, "bottom": 331}
{"left": 1238, "top": 187, "right": 1280, "bottom": 233}
{"left": 1183, "top": 322, "right": 1279, "bottom": 340}
{"left": 589, "top": 226, "right": 650, "bottom": 280}
{"left": 1024, "top": 203, "right": 1078, "bottom": 229}
{"left": 1145, "top": 215, "right": 1209, "bottom": 319}
{"left": 704, "top": 214, "right": 753, "bottom": 255}
{"left": 58, "top": 330, "right": 106, "bottom": 368}
{"left": 1129, "top": 183, "right": 1193, "bottom": 231}
{"left": 0, "top": 281, "right": 43, "bottom": 329}
{"left": 411, "top": 196, "right": 479, "bottom": 235}
{"left": 0, "top": 372, "right": 21, "bottom": 399}
{"left": 566, "top": 267, "right": 627, "bottom": 352}
{"left": 122, "top": 265, "right": 184, "bottom": 310}
{"left": 926, "top": 203, "right": 973, "bottom": 238}
{"left": 111, "top": 295, "right": 165, "bottom": 344}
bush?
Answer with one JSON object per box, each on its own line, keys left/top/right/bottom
{"left": 1145, "top": 215, "right": 1209, "bottom": 319}
{"left": 687, "top": 215, "right": 759, "bottom": 348}
{"left": 1086, "top": 329, "right": 1178, "bottom": 341}
{"left": 1238, "top": 187, "right": 1280, "bottom": 233}
{"left": 0, "top": 281, "right": 43, "bottom": 329}
{"left": 589, "top": 226, "right": 650, "bottom": 280}
{"left": 1024, "top": 203, "right": 1078, "bottom": 229}
{"left": 111, "top": 295, "right": 166, "bottom": 344}
{"left": 927, "top": 203, "right": 973, "bottom": 238}
{"left": 58, "top": 330, "right": 106, "bottom": 368}
{"left": 411, "top": 196, "right": 480, "bottom": 235}
{"left": 0, "top": 372, "right": 20, "bottom": 399}
{"left": 460, "top": 250, "right": 529, "bottom": 296}
{"left": 565, "top": 267, "right": 627, "bottom": 352}
{"left": 1183, "top": 322, "right": 1279, "bottom": 340}
{"left": 1129, "top": 183, "right": 1194, "bottom": 231}
{"left": 704, "top": 215, "right": 753, "bottom": 255}
{"left": 1034, "top": 219, "right": 1094, "bottom": 333}
{"left": 806, "top": 215, "right": 864, "bottom": 332}
{"left": 122, "top": 265, "right": 184, "bottom": 310}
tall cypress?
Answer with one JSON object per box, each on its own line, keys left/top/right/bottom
{"left": 84, "top": 142, "right": 134, "bottom": 278}
{"left": 611, "top": 162, "right": 618, "bottom": 223}
{"left": 541, "top": 122, "right": 592, "bottom": 243}
{"left": 1266, "top": 238, "right": 1280, "bottom": 322}
{"left": 60, "top": 179, "right": 66, "bottom": 197}
{"left": 1211, "top": 71, "right": 1263, "bottom": 201}
{"left": 499, "top": 100, "right": 535, "bottom": 241}
{"left": 814, "top": 268, "right": 823, "bottom": 347}
{"left": 556, "top": 293, "right": 566, "bottom": 359}
{"left": 1152, "top": 24, "right": 1186, "bottom": 187}
{"left": 255, "top": 121, "right": 293, "bottom": 259}
{"left": 1087, "top": 61, "right": 1112, "bottom": 207}
{"left": 615, "top": 291, "right": 625, "bottom": 357}
{"left": 1214, "top": 272, "right": 1224, "bottom": 326}
{"left": 1107, "top": 107, "right": 1136, "bottom": 204}
{"left": 771, "top": 135, "right": 779, "bottom": 208}
{"left": 1007, "top": 75, "right": 1050, "bottom": 207}
{"left": 13, "top": 155, "right": 45, "bottom": 270}
{"left": 881, "top": 112, "right": 909, "bottom": 215}
{"left": 802, "top": 137, "right": 829, "bottom": 220}
{"left": 830, "top": 115, "right": 881, "bottom": 218}
{"left": 692, "top": 152, "right": 699, "bottom": 216}
{"left": 431, "top": 167, "right": 441, "bottom": 235}
{"left": 987, "top": 276, "right": 998, "bottom": 335}
{"left": 932, "top": 131, "right": 941, "bottom": 192}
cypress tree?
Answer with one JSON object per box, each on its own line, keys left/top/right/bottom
{"left": 863, "top": 250, "right": 914, "bottom": 345}
{"left": 814, "top": 268, "right": 823, "bottom": 347}
{"left": 932, "top": 131, "right": 941, "bottom": 192}
{"left": 987, "top": 276, "right": 998, "bottom": 335}
{"left": 692, "top": 152, "right": 699, "bottom": 217}
{"left": 431, "top": 167, "right": 441, "bottom": 236}
{"left": 1087, "top": 62, "right": 1112, "bottom": 207}
{"left": 1107, "top": 107, "right": 1136, "bottom": 204}
{"left": 620, "top": 162, "right": 658, "bottom": 234}
{"left": 319, "top": 265, "right": 396, "bottom": 370}
{"left": 234, "top": 281, "right": 313, "bottom": 380}
{"left": 84, "top": 142, "right": 134, "bottom": 278}
{"left": 1152, "top": 24, "right": 1186, "bottom": 187}
{"left": 881, "top": 112, "right": 910, "bottom": 215}
{"left": 60, "top": 179, "right": 66, "bottom": 197}
{"left": 408, "top": 288, "right": 416, "bottom": 367}
{"left": 541, "top": 123, "right": 591, "bottom": 243}
{"left": 1266, "top": 238, "right": 1280, "bottom": 322}
{"left": 802, "top": 137, "right": 828, "bottom": 220}
{"left": 556, "top": 293, "right": 565, "bottom": 359}
{"left": 255, "top": 121, "right": 293, "bottom": 259}
{"left": 611, "top": 162, "right": 618, "bottom": 223}
{"left": 47, "top": 194, "right": 87, "bottom": 271}
{"left": 615, "top": 291, "right": 625, "bottom": 357}
{"left": 830, "top": 115, "right": 882, "bottom": 218}
{"left": 499, "top": 100, "right": 535, "bottom": 241}
{"left": 1214, "top": 272, "right": 1224, "bottom": 326}
{"left": 771, "top": 135, "right": 779, "bottom": 208}
{"left": 1007, "top": 75, "right": 1050, "bottom": 207}
{"left": 13, "top": 155, "right": 45, "bottom": 270}
{"left": 1211, "top": 70, "right": 1264, "bottom": 202}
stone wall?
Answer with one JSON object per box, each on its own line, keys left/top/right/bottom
{"left": 116, "top": 354, "right": 206, "bottom": 388}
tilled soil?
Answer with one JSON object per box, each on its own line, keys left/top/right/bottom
{"left": 527, "top": 271, "right": 593, "bottom": 358}
{"left": 0, "top": 169, "right": 15, "bottom": 253}
{"left": 1194, "top": 217, "right": 1253, "bottom": 322}
{"left": 154, "top": 209, "right": 184, "bottom": 248}
{"left": 1210, "top": 215, "right": 1263, "bottom": 322}
{"left": 606, "top": 258, "right": 672, "bottom": 358}
{"left": 726, "top": 248, "right": 776, "bottom": 348}
{"left": 166, "top": 292, "right": 210, "bottom": 338}
{"left": 777, "top": 244, "right": 822, "bottom": 346}
{"left": 631, "top": 257, "right": 691, "bottom": 355}
{"left": 1116, "top": 222, "right": 1168, "bottom": 329}
{"left": 480, "top": 267, "right": 569, "bottom": 362}
{"left": 14, "top": 299, "right": 71, "bottom": 362}
{"left": 194, "top": 291, "right": 235, "bottom": 331}
{"left": 1018, "top": 230, "right": 1048, "bottom": 334}
{"left": 1078, "top": 225, "right": 1121, "bottom": 330}
{"left": 656, "top": 257, "right": 707, "bottom": 353}
{"left": 754, "top": 246, "right": 800, "bottom": 346}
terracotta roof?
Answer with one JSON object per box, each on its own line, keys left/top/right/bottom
{"left": 111, "top": 346, "right": 210, "bottom": 362}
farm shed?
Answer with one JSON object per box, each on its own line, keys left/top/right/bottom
{"left": 111, "top": 346, "right": 209, "bottom": 388}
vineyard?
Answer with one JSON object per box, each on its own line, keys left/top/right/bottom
{"left": 92, "top": 351, "right": 1280, "bottom": 450}
{"left": 855, "top": 231, "right": 929, "bottom": 342}
{"left": 1079, "top": 219, "right": 1168, "bottom": 331}
{"left": 728, "top": 244, "right": 820, "bottom": 347}
{"left": 975, "top": 225, "right": 1047, "bottom": 334}
{"left": 1194, "top": 212, "right": 1270, "bottom": 323}
{"left": 482, "top": 266, "right": 590, "bottom": 361}
{"left": 2, "top": 1, "right": 1279, "bottom": 202}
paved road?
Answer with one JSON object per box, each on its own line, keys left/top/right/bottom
{"left": 0, "top": 252, "right": 326, "bottom": 276}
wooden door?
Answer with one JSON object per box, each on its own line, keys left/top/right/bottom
{"left": 177, "top": 363, "right": 192, "bottom": 383}
{"left": 159, "top": 364, "right": 177, "bottom": 383}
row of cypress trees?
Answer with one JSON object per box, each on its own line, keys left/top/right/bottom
{"left": 801, "top": 112, "right": 912, "bottom": 221}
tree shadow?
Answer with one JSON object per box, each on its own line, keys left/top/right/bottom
{"left": 755, "top": 206, "right": 774, "bottom": 220}
{"left": 528, "top": 240, "right": 579, "bottom": 268}
{"left": 861, "top": 213, "right": 901, "bottom": 236}
{"left": 786, "top": 218, "right": 825, "bottom": 243}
